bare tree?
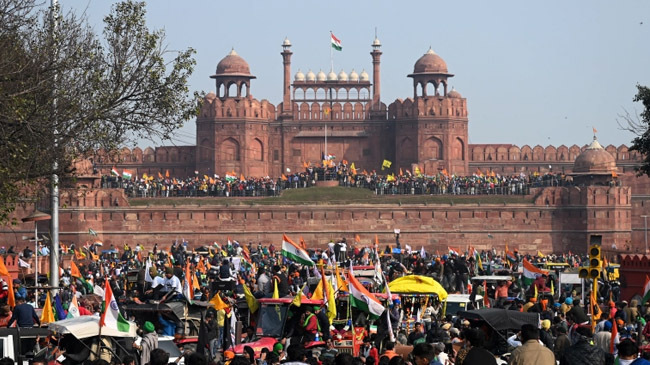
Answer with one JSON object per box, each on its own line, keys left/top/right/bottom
{"left": 0, "top": 0, "right": 199, "bottom": 223}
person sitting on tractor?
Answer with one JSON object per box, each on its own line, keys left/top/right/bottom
{"left": 301, "top": 307, "right": 320, "bottom": 343}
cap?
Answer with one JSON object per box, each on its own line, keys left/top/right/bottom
{"left": 604, "top": 320, "right": 612, "bottom": 331}
{"left": 462, "top": 320, "right": 470, "bottom": 326}
{"left": 273, "top": 343, "right": 284, "bottom": 352}
{"left": 144, "top": 321, "right": 155, "bottom": 333}
{"left": 565, "top": 297, "right": 573, "bottom": 305}
{"left": 224, "top": 350, "right": 235, "bottom": 360}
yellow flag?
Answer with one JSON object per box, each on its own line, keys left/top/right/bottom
{"left": 534, "top": 283, "right": 538, "bottom": 299}
{"left": 242, "top": 283, "right": 260, "bottom": 313}
{"left": 414, "top": 166, "right": 421, "bottom": 176}
{"left": 326, "top": 279, "right": 337, "bottom": 324}
{"left": 209, "top": 293, "right": 229, "bottom": 310}
{"left": 537, "top": 251, "right": 545, "bottom": 258}
{"left": 311, "top": 280, "right": 324, "bottom": 301}
{"left": 272, "top": 280, "right": 279, "bottom": 299}
{"left": 292, "top": 285, "right": 305, "bottom": 307}
{"left": 551, "top": 279, "right": 555, "bottom": 296}
{"left": 41, "top": 292, "right": 55, "bottom": 324}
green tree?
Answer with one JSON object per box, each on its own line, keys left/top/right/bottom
{"left": 0, "top": 0, "right": 198, "bottom": 223}
{"left": 626, "top": 85, "right": 650, "bottom": 176}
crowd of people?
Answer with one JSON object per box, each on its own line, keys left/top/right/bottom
{"left": 0, "top": 233, "right": 645, "bottom": 365}
{"left": 101, "top": 162, "right": 585, "bottom": 199}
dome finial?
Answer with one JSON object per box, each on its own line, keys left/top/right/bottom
{"left": 229, "top": 48, "right": 238, "bottom": 56}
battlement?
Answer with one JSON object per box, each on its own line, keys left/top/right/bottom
{"left": 387, "top": 96, "right": 468, "bottom": 119}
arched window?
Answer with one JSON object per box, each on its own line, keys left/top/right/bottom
{"left": 221, "top": 138, "right": 240, "bottom": 161}
{"left": 251, "top": 138, "right": 263, "bottom": 161}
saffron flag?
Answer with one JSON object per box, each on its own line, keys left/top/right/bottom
{"left": 40, "top": 292, "right": 55, "bottom": 324}
{"left": 355, "top": 234, "right": 361, "bottom": 243}
{"left": 642, "top": 275, "right": 650, "bottom": 304}
{"left": 348, "top": 267, "right": 384, "bottom": 319}
{"left": 0, "top": 256, "right": 9, "bottom": 276}
{"left": 331, "top": 32, "right": 342, "bottom": 51}
{"left": 335, "top": 265, "right": 349, "bottom": 292}
{"left": 70, "top": 261, "right": 82, "bottom": 278}
{"left": 281, "top": 234, "right": 315, "bottom": 266}
{"left": 100, "top": 278, "right": 131, "bottom": 332}
{"left": 209, "top": 293, "right": 229, "bottom": 310}
{"left": 6, "top": 277, "right": 14, "bottom": 308}
{"left": 522, "top": 258, "right": 549, "bottom": 286}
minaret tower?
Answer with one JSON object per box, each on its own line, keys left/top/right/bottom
{"left": 280, "top": 37, "right": 293, "bottom": 120}
{"left": 370, "top": 36, "right": 382, "bottom": 110}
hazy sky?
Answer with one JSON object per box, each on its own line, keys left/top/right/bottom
{"left": 64, "top": 0, "right": 650, "bottom": 149}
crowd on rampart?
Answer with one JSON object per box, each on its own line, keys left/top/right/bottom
{"left": 101, "top": 163, "right": 578, "bottom": 198}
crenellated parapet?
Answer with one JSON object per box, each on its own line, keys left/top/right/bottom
{"left": 387, "top": 95, "right": 468, "bottom": 120}
{"left": 469, "top": 143, "right": 637, "bottom": 163}
{"left": 199, "top": 92, "right": 275, "bottom": 121}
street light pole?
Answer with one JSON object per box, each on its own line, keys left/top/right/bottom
{"left": 22, "top": 210, "right": 51, "bottom": 308}
{"left": 643, "top": 215, "right": 649, "bottom": 254}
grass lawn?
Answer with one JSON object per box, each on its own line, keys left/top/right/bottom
{"left": 128, "top": 186, "right": 533, "bottom": 206}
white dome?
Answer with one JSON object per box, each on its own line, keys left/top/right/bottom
{"left": 359, "top": 69, "right": 369, "bottom": 81}
{"left": 338, "top": 70, "right": 348, "bottom": 81}
{"left": 327, "top": 71, "right": 337, "bottom": 81}
{"left": 282, "top": 37, "right": 291, "bottom": 47}
{"left": 372, "top": 37, "right": 381, "bottom": 47}
{"left": 349, "top": 69, "right": 359, "bottom": 81}
{"left": 316, "top": 70, "right": 326, "bottom": 82}
{"left": 306, "top": 70, "right": 316, "bottom": 81}
{"left": 294, "top": 69, "right": 305, "bottom": 81}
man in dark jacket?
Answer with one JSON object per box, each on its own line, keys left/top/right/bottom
{"left": 560, "top": 326, "right": 611, "bottom": 365}
{"left": 7, "top": 297, "right": 39, "bottom": 327}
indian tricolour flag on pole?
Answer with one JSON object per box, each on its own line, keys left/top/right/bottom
{"left": 331, "top": 32, "right": 342, "bottom": 51}
{"left": 100, "top": 278, "right": 131, "bottom": 332}
{"left": 282, "top": 234, "right": 314, "bottom": 267}
{"left": 522, "top": 258, "right": 549, "bottom": 286}
{"left": 348, "top": 268, "right": 385, "bottom": 319}
{"left": 448, "top": 246, "right": 460, "bottom": 256}
{"left": 642, "top": 275, "right": 650, "bottom": 304}
{"left": 111, "top": 166, "right": 119, "bottom": 176}
{"left": 122, "top": 169, "right": 132, "bottom": 180}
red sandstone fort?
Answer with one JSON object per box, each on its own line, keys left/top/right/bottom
{"left": 3, "top": 37, "right": 650, "bottom": 256}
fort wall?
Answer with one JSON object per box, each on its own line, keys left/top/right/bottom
{"left": 2, "top": 186, "right": 637, "bottom": 256}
